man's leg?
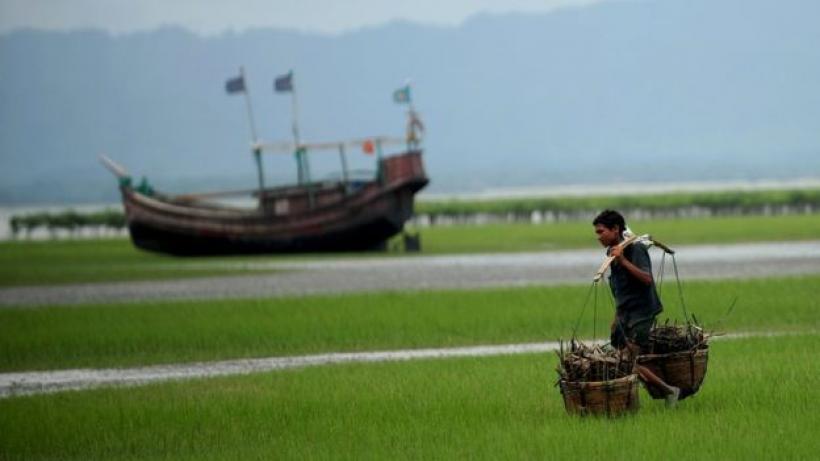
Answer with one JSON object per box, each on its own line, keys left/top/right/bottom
{"left": 636, "top": 365, "right": 680, "bottom": 407}
{"left": 622, "top": 318, "right": 682, "bottom": 408}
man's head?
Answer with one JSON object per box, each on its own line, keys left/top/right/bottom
{"left": 593, "top": 209, "right": 626, "bottom": 247}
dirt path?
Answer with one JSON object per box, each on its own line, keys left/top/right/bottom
{"left": 1, "top": 241, "right": 819, "bottom": 307}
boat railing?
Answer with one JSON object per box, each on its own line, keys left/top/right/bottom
{"left": 253, "top": 136, "right": 408, "bottom": 208}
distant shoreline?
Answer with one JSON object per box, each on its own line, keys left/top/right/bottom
{"left": 418, "top": 177, "right": 820, "bottom": 202}
{"left": 4, "top": 177, "right": 819, "bottom": 209}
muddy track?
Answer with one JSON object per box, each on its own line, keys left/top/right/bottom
{"left": 1, "top": 241, "right": 819, "bottom": 307}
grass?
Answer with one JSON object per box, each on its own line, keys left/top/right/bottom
{"left": 407, "top": 213, "right": 820, "bottom": 253}
{"left": 1, "top": 334, "right": 818, "bottom": 460}
{"left": 0, "top": 239, "right": 284, "bottom": 287}
{"left": 1, "top": 275, "right": 818, "bottom": 372}
{"left": 2, "top": 213, "right": 820, "bottom": 286}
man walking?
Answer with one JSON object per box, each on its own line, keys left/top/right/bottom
{"left": 593, "top": 209, "right": 680, "bottom": 406}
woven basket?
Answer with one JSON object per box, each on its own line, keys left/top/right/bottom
{"left": 559, "top": 374, "right": 640, "bottom": 417}
{"left": 637, "top": 346, "right": 708, "bottom": 400}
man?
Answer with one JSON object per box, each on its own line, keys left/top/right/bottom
{"left": 593, "top": 209, "right": 681, "bottom": 407}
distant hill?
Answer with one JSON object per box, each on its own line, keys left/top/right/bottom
{"left": 2, "top": 0, "right": 820, "bottom": 204}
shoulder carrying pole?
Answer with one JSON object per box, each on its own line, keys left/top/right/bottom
{"left": 593, "top": 234, "right": 640, "bottom": 282}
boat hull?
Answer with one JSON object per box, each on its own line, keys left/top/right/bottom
{"left": 120, "top": 151, "right": 427, "bottom": 255}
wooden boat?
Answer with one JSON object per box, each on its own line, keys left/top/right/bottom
{"left": 102, "top": 71, "right": 428, "bottom": 255}
{"left": 101, "top": 144, "right": 427, "bottom": 255}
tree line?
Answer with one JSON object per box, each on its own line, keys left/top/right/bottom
{"left": 415, "top": 189, "right": 820, "bottom": 220}
{"left": 9, "top": 210, "right": 126, "bottom": 238}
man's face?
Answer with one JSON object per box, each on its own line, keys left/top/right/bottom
{"left": 594, "top": 223, "right": 620, "bottom": 247}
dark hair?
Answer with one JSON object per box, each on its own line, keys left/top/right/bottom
{"left": 592, "top": 209, "right": 626, "bottom": 235}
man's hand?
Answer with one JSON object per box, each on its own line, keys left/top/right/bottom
{"left": 609, "top": 244, "right": 624, "bottom": 261}
{"left": 612, "top": 244, "right": 654, "bottom": 285}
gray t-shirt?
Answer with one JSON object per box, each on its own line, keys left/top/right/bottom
{"left": 608, "top": 242, "right": 662, "bottom": 323}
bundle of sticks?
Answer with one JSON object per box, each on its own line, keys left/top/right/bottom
{"left": 646, "top": 319, "right": 710, "bottom": 354}
{"left": 556, "top": 340, "right": 636, "bottom": 383}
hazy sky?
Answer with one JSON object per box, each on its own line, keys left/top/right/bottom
{"left": 0, "top": 0, "right": 611, "bottom": 35}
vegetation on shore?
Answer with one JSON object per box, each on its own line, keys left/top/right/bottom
{"left": 8, "top": 209, "right": 125, "bottom": 238}
{"left": 404, "top": 213, "right": 820, "bottom": 253}
{"left": 416, "top": 187, "right": 820, "bottom": 219}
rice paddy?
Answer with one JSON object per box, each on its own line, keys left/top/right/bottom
{"left": 1, "top": 335, "right": 818, "bottom": 460}
{"left": 1, "top": 213, "right": 818, "bottom": 459}
{"left": 0, "top": 276, "right": 818, "bottom": 372}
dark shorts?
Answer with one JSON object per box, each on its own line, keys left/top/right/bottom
{"left": 611, "top": 314, "right": 654, "bottom": 350}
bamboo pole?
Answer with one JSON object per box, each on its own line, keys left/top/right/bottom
{"left": 593, "top": 234, "right": 641, "bottom": 282}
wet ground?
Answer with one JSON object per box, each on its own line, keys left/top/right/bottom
{"left": 2, "top": 240, "right": 819, "bottom": 307}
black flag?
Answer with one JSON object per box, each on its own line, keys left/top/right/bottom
{"left": 225, "top": 75, "right": 245, "bottom": 94}
{"left": 274, "top": 72, "right": 293, "bottom": 92}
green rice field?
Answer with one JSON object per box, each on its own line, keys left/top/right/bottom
{"left": 2, "top": 213, "right": 820, "bottom": 286}
{"left": 409, "top": 213, "right": 820, "bottom": 254}
{"left": 0, "top": 238, "right": 285, "bottom": 287}
{"left": 1, "top": 210, "right": 819, "bottom": 459}
{"left": 1, "top": 334, "right": 818, "bottom": 459}
{"left": 1, "top": 276, "right": 818, "bottom": 372}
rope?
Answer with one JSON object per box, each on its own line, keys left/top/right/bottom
{"left": 656, "top": 251, "right": 667, "bottom": 298}
{"left": 605, "top": 280, "right": 616, "bottom": 312}
{"left": 571, "top": 281, "right": 598, "bottom": 339}
{"left": 593, "top": 280, "right": 598, "bottom": 343}
{"left": 671, "top": 253, "right": 691, "bottom": 324}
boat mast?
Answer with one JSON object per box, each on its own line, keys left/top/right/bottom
{"left": 227, "top": 66, "right": 265, "bottom": 203}
{"left": 275, "top": 71, "right": 310, "bottom": 186}
{"left": 338, "top": 143, "right": 349, "bottom": 191}
{"left": 239, "top": 67, "right": 258, "bottom": 142}
{"left": 290, "top": 74, "right": 301, "bottom": 146}
{"left": 393, "top": 80, "right": 422, "bottom": 152}
{"left": 291, "top": 77, "right": 311, "bottom": 187}
{"left": 405, "top": 83, "right": 423, "bottom": 152}
{"left": 241, "top": 68, "right": 267, "bottom": 201}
